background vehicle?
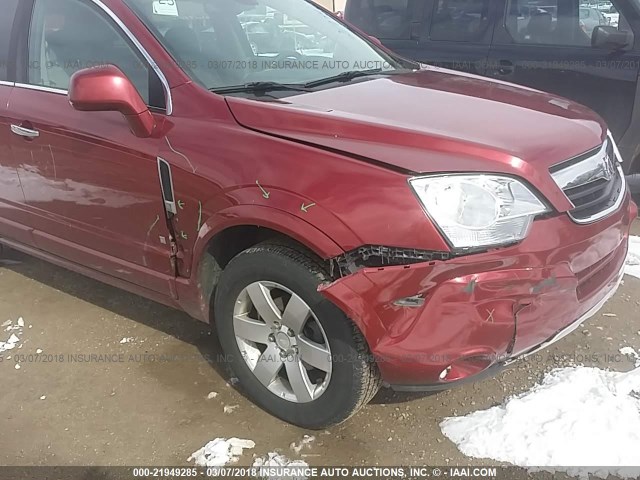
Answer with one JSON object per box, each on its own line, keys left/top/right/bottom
{"left": 345, "top": 0, "right": 640, "bottom": 184}
{"left": 579, "top": 6, "right": 608, "bottom": 36}
{"left": 602, "top": 4, "right": 620, "bottom": 27}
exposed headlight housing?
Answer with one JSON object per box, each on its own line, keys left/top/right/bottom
{"left": 409, "top": 174, "right": 549, "bottom": 250}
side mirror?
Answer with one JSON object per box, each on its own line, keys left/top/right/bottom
{"left": 68, "top": 65, "right": 155, "bottom": 138}
{"left": 368, "top": 35, "right": 383, "bottom": 46}
{"left": 592, "top": 25, "right": 631, "bottom": 50}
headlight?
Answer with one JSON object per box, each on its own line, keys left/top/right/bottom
{"left": 409, "top": 174, "right": 549, "bottom": 249}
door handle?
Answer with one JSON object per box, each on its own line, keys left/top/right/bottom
{"left": 496, "top": 60, "right": 515, "bottom": 76}
{"left": 11, "top": 124, "right": 40, "bottom": 138}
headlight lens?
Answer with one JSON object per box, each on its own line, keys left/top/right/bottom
{"left": 410, "top": 174, "right": 549, "bottom": 249}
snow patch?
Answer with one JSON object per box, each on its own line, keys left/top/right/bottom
{"left": 625, "top": 236, "right": 640, "bottom": 280}
{"left": 188, "top": 438, "right": 255, "bottom": 468}
{"left": 253, "top": 453, "right": 309, "bottom": 480}
{"left": 441, "top": 366, "right": 640, "bottom": 479}
{"left": 620, "top": 347, "right": 640, "bottom": 367}
{"left": 0, "top": 318, "right": 24, "bottom": 354}
{"left": 290, "top": 435, "right": 315, "bottom": 454}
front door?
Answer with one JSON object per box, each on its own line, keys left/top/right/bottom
{"left": 7, "top": 0, "right": 175, "bottom": 294}
{"left": 0, "top": 85, "right": 31, "bottom": 246}
{"left": 487, "top": 0, "right": 640, "bottom": 145}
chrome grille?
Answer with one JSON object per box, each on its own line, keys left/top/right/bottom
{"left": 550, "top": 136, "right": 626, "bottom": 224}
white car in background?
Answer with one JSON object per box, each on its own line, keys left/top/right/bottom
{"left": 604, "top": 10, "right": 620, "bottom": 27}
{"left": 579, "top": 6, "right": 609, "bottom": 35}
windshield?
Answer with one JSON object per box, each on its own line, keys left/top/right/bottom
{"left": 125, "top": 0, "right": 405, "bottom": 91}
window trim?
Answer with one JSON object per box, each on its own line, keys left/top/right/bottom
{"left": 15, "top": 83, "right": 67, "bottom": 95}
{"left": 17, "top": 0, "right": 173, "bottom": 115}
{"left": 0, "top": 0, "right": 21, "bottom": 83}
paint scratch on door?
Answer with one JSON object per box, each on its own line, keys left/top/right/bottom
{"left": 142, "top": 215, "right": 161, "bottom": 267}
{"left": 147, "top": 215, "right": 160, "bottom": 237}
{"left": 48, "top": 145, "right": 57, "bottom": 179}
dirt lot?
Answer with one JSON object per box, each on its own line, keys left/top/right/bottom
{"left": 1, "top": 222, "right": 639, "bottom": 472}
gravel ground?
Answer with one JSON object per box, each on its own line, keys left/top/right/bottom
{"left": 0, "top": 222, "right": 638, "bottom": 476}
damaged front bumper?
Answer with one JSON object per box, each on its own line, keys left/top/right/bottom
{"left": 319, "top": 196, "right": 637, "bottom": 391}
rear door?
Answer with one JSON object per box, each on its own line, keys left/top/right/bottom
{"left": 487, "top": 0, "right": 640, "bottom": 143}
{"left": 0, "top": 0, "right": 30, "bottom": 245}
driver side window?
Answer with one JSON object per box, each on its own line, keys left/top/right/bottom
{"left": 28, "top": 0, "right": 165, "bottom": 109}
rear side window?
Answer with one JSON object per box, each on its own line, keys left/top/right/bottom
{"left": 0, "top": 0, "right": 20, "bottom": 81}
{"left": 430, "top": 0, "right": 492, "bottom": 42}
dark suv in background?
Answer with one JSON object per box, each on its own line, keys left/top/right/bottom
{"left": 345, "top": 0, "right": 640, "bottom": 183}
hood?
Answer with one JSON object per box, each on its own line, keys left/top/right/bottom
{"left": 225, "top": 67, "right": 606, "bottom": 178}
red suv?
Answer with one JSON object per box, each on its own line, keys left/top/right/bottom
{"left": 0, "top": 0, "right": 636, "bottom": 429}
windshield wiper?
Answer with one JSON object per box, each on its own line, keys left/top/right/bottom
{"left": 210, "top": 82, "right": 312, "bottom": 95}
{"left": 303, "top": 68, "right": 384, "bottom": 88}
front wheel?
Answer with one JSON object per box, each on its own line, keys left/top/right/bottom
{"left": 214, "top": 243, "right": 381, "bottom": 429}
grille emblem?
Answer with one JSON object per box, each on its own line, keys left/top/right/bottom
{"left": 601, "top": 152, "right": 615, "bottom": 181}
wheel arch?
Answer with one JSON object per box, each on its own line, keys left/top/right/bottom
{"left": 185, "top": 205, "right": 347, "bottom": 323}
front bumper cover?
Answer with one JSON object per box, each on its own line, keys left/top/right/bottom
{"left": 319, "top": 195, "right": 636, "bottom": 390}
{"left": 389, "top": 261, "right": 624, "bottom": 392}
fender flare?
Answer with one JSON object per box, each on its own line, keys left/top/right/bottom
{"left": 192, "top": 204, "right": 352, "bottom": 264}
{"left": 180, "top": 204, "right": 354, "bottom": 322}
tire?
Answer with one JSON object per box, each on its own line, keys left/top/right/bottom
{"left": 214, "top": 243, "right": 381, "bottom": 429}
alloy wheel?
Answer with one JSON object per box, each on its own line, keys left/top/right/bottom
{"left": 233, "top": 281, "right": 332, "bottom": 403}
